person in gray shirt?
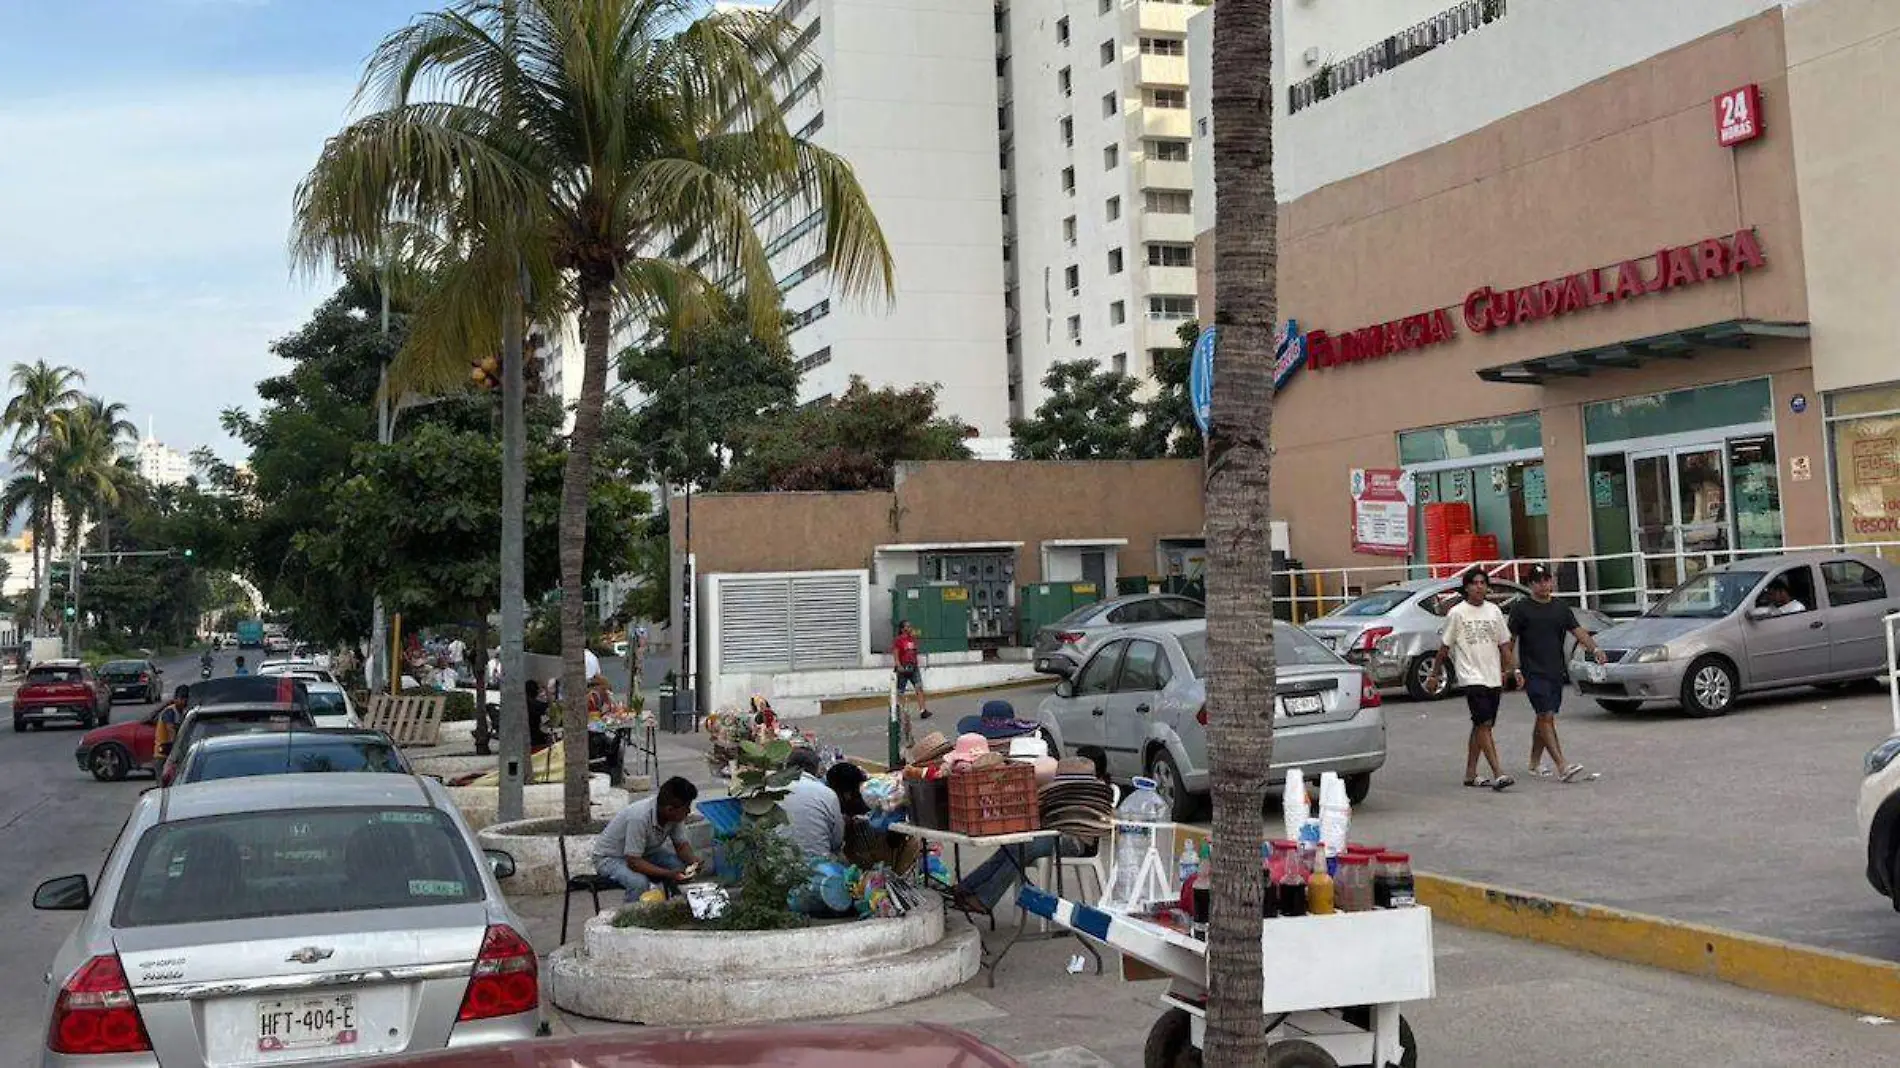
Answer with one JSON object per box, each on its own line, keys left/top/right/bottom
{"left": 593, "top": 776, "right": 700, "bottom": 901}
{"left": 780, "top": 749, "right": 871, "bottom": 863}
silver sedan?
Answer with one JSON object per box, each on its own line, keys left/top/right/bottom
{"left": 32, "top": 773, "right": 537, "bottom": 1065}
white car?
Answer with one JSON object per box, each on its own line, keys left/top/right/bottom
{"left": 258, "top": 659, "right": 339, "bottom": 686}
{"left": 1860, "top": 732, "right": 1900, "bottom": 909}
{"left": 303, "top": 681, "right": 361, "bottom": 728}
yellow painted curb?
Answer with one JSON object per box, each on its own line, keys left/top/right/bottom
{"left": 1418, "top": 872, "right": 1900, "bottom": 1019}
{"left": 818, "top": 676, "right": 1048, "bottom": 716}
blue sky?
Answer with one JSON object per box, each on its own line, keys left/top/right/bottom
{"left": 0, "top": 0, "right": 432, "bottom": 458}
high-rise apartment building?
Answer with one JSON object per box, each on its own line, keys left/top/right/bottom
{"left": 1000, "top": 0, "right": 1202, "bottom": 419}
{"left": 132, "top": 421, "right": 194, "bottom": 488}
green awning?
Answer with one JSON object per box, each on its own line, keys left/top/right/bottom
{"left": 1476, "top": 319, "right": 1809, "bottom": 386}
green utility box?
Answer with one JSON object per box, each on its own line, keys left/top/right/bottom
{"left": 1016, "top": 581, "right": 1103, "bottom": 645}
{"left": 892, "top": 581, "right": 972, "bottom": 654}
{"left": 1117, "top": 575, "right": 1153, "bottom": 596}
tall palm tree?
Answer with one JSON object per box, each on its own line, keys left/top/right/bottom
{"left": 1204, "top": 1, "right": 1279, "bottom": 1064}
{"left": 294, "top": 0, "right": 894, "bottom": 830}
{"left": 3, "top": 361, "right": 86, "bottom": 627}
{"left": 78, "top": 397, "right": 139, "bottom": 554}
{"left": 41, "top": 403, "right": 128, "bottom": 647}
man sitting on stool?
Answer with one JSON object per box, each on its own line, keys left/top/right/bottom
{"left": 593, "top": 776, "right": 701, "bottom": 901}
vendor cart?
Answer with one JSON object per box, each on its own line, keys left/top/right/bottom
{"left": 1018, "top": 886, "right": 1430, "bottom": 1067}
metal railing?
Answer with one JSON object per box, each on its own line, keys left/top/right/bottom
{"left": 1289, "top": 0, "right": 1506, "bottom": 115}
{"left": 1270, "top": 539, "right": 1900, "bottom": 624}
{"left": 1885, "top": 609, "right": 1900, "bottom": 733}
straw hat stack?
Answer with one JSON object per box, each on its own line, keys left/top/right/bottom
{"left": 1037, "top": 757, "right": 1114, "bottom": 839}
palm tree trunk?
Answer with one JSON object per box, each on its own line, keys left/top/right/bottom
{"left": 559, "top": 286, "right": 613, "bottom": 832}
{"left": 498, "top": 283, "right": 531, "bottom": 824}
{"left": 1203, "top": 3, "right": 1278, "bottom": 1065}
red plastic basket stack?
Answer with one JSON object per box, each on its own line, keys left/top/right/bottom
{"left": 1424, "top": 502, "right": 1475, "bottom": 578}
{"left": 948, "top": 762, "right": 1039, "bottom": 836}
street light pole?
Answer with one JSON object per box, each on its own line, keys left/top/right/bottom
{"left": 678, "top": 341, "right": 695, "bottom": 727}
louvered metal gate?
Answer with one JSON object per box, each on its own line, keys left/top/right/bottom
{"left": 713, "top": 571, "right": 866, "bottom": 674}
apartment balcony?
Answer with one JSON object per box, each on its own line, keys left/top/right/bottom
{"left": 1140, "top": 210, "right": 1196, "bottom": 244}
{"left": 1145, "top": 315, "right": 1193, "bottom": 351}
{"left": 1137, "top": 158, "right": 1192, "bottom": 192}
{"left": 1143, "top": 264, "right": 1198, "bottom": 297}
{"left": 1136, "top": 107, "right": 1192, "bottom": 140}
{"left": 1137, "top": 1, "right": 1193, "bottom": 35}
{"left": 1135, "top": 53, "right": 1189, "bottom": 89}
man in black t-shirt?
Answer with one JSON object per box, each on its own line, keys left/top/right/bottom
{"left": 1507, "top": 564, "right": 1608, "bottom": 783}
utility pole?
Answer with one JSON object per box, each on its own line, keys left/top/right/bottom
{"left": 369, "top": 272, "right": 392, "bottom": 691}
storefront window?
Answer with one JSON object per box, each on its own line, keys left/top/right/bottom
{"left": 1398, "top": 412, "right": 1542, "bottom": 465}
{"left": 1729, "top": 435, "right": 1781, "bottom": 552}
{"left": 1583, "top": 379, "right": 1772, "bottom": 444}
{"left": 1827, "top": 385, "right": 1900, "bottom": 547}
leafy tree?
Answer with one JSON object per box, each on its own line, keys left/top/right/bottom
{"left": 293, "top": 0, "right": 896, "bottom": 832}
{"left": 2, "top": 360, "right": 87, "bottom": 622}
{"left": 1009, "top": 360, "right": 1149, "bottom": 460}
{"left": 719, "top": 377, "right": 974, "bottom": 492}
{"left": 1140, "top": 320, "right": 1204, "bottom": 459}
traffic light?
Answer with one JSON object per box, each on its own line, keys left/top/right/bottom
{"left": 183, "top": 548, "right": 194, "bottom": 559}
{"left": 63, "top": 605, "right": 75, "bottom": 621}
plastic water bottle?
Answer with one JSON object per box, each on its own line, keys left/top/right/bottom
{"left": 1177, "top": 839, "right": 1200, "bottom": 887}
{"left": 1111, "top": 777, "right": 1170, "bottom": 905}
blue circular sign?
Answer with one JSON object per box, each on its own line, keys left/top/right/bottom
{"left": 1790, "top": 393, "right": 1808, "bottom": 414}
{"left": 1189, "top": 327, "right": 1217, "bottom": 436}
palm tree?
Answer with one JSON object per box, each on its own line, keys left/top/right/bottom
{"left": 294, "top": 0, "right": 894, "bottom": 830}
{"left": 1203, "top": 2, "right": 1279, "bottom": 1064}
{"left": 41, "top": 403, "right": 128, "bottom": 649}
{"left": 2, "top": 361, "right": 86, "bottom": 627}
{"left": 77, "top": 398, "right": 139, "bottom": 554}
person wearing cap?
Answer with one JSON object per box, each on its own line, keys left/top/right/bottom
{"left": 1430, "top": 567, "right": 1517, "bottom": 791}
{"left": 892, "top": 621, "right": 930, "bottom": 745}
{"left": 1507, "top": 564, "right": 1605, "bottom": 783}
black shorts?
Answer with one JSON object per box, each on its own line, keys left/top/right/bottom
{"left": 1524, "top": 675, "right": 1565, "bottom": 715}
{"left": 1464, "top": 686, "right": 1503, "bottom": 726}
{"left": 896, "top": 664, "right": 924, "bottom": 693}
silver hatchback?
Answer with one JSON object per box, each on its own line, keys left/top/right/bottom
{"left": 1577, "top": 551, "right": 1900, "bottom": 717}
{"left": 32, "top": 773, "right": 537, "bottom": 1066}
{"left": 1030, "top": 594, "right": 1205, "bottom": 677}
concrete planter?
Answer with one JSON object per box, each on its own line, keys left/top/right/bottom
{"left": 549, "top": 898, "right": 979, "bottom": 1025}
{"left": 447, "top": 774, "right": 628, "bottom": 832}
{"left": 478, "top": 817, "right": 605, "bottom": 895}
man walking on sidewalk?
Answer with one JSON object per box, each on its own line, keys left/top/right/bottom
{"left": 1431, "top": 567, "right": 1516, "bottom": 791}
{"left": 1508, "top": 563, "right": 1607, "bottom": 783}
{"left": 892, "top": 621, "right": 930, "bottom": 746}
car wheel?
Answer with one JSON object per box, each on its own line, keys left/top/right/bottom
{"left": 89, "top": 744, "right": 131, "bottom": 782}
{"left": 1596, "top": 699, "right": 1644, "bottom": 714}
{"left": 1679, "top": 657, "right": 1737, "bottom": 718}
{"left": 1147, "top": 748, "right": 1199, "bottom": 822}
{"left": 148, "top": 686, "right": 159, "bottom": 704}
{"left": 10, "top": 716, "right": 20, "bottom": 733}
{"left": 1143, "top": 1007, "right": 1201, "bottom": 1068}
{"left": 1404, "top": 656, "right": 1450, "bottom": 701}
{"left": 77, "top": 708, "right": 96, "bottom": 730}
{"left": 1345, "top": 772, "right": 1372, "bottom": 805}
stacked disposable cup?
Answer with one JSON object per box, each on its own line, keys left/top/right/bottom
{"left": 1282, "top": 767, "right": 1307, "bottom": 842}
{"left": 1317, "top": 771, "right": 1351, "bottom": 857}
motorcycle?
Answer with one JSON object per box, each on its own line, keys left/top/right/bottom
{"left": 200, "top": 661, "right": 214, "bottom": 681}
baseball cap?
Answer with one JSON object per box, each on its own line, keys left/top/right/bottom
{"left": 1524, "top": 564, "right": 1554, "bottom": 583}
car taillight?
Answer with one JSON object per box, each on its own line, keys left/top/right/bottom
{"left": 1354, "top": 626, "right": 1395, "bottom": 652}
{"left": 1195, "top": 704, "right": 1208, "bottom": 727}
{"left": 457, "top": 924, "right": 538, "bottom": 1022}
{"left": 1056, "top": 631, "right": 1085, "bottom": 646}
{"left": 48, "top": 954, "right": 151, "bottom": 1055}
{"left": 1359, "top": 673, "right": 1382, "bottom": 709}
{"left": 138, "top": 673, "right": 149, "bottom": 683}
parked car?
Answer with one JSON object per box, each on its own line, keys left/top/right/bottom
{"left": 158, "top": 704, "right": 317, "bottom": 787}
{"left": 1303, "top": 576, "right": 1615, "bottom": 700}
{"left": 73, "top": 706, "right": 164, "bottom": 782}
{"left": 359, "top": 1025, "right": 1019, "bottom": 1067}
{"left": 258, "top": 658, "right": 339, "bottom": 685}
{"left": 1034, "top": 619, "right": 1384, "bottom": 820}
{"left": 263, "top": 634, "right": 293, "bottom": 655}
{"left": 1031, "top": 593, "right": 1206, "bottom": 677}
{"left": 98, "top": 659, "right": 164, "bottom": 705}
{"left": 187, "top": 674, "right": 310, "bottom": 709}
{"left": 303, "top": 681, "right": 361, "bottom": 727}
{"left": 13, "top": 660, "right": 111, "bottom": 731}
{"left": 1861, "top": 733, "right": 1900, "bottom": 910}
{"left": 177, "top": 729, "right": 409, "bottom": 784}
{"left": 1576, "top": 551, "right": 1900, "bottom": 717}
{"left": 31, "top": 773, "right": 536, "bottom": 1064}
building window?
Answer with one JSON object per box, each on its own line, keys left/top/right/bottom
{"left": 1102, "top": 92, "right": 1119, "bottom": 117}
{"left": 1100, "top": 40, "right": 1115, "bottom": 66}
{"left": 1106, "top": 196, "right": 1121, "bottom": 221}
{"left": 1104, "top": 144, "right": 1119, "bottom": 169}
{"left": 1061, "top": 166, "right": 1075, "bottom": 194}
{"left": 998, "top": 105, "right": 1009, "bottom": 131}
{"left": 1056, "top": 16, "right": 1069, "bottom": 44}
{"left": 764, "top": 210, "right": 824, "bottom": 257}
{"left": 795, "top": 112, "right": 824, "bottom": 139}
{"left": 1059, "top": 66, "right": 1072, "bottom": 96}
{"left": 1147, "top": 243, "right": 1193, "bottom": 267}
{"left": 1140, "top": 37, "right": 1185, "bottom": 56}
{"left": 1068, "top": 314, "right": 1082, "bottom": 342}
{"left": 1063, "top": 216, "right": 1078, "bottom": 245}
{"left": 789, "top": 298, "right": 831, "bottom": 333}
{"left": 1065, "top": 265, "right": 1080, "bottom": 293}
{"left": 999, "top": 147, "right": 1011, "bottom": 170}
{"left": 1148, "top": 138, "right": 1189, "bottom": 162}
{"left": 794, "top": 347, "right": 832, "bottom": 373}
{"left": 1148, "top": 348, "right": 1171, "bottom": 373}
{"left": 1826, "top": 384, "right": 1900, "bottom": 545}
{"left": 996, "top": 55, "right": 1007, "bottom": 77}
{"left": 1148, "top": 295, "right": 1195, "bottom": 320}
{"left": 1112, "top": 352, "right": 1128, "bottom": 375}
{"left": 1144, "top": 189, "right": 1192, "bottom": 214}
{"left": 1108, "top": 248, "right": 1124, "bottom": 274}
{"left": 778, "top": 256, "right": 825, "bottom": 291}
{"left": 1144, "top": 88, "right": 1187, "bottom": 109}
{"left": 1060, "top": 115, "right": 1074, "bottom": 145}
{"left": 1001, "top": 194, "right": 1011, "bottom": 216}
{"left": 1109, "top": 301, "right": 1126, "bottom": 326}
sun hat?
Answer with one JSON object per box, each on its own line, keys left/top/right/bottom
{"left": 957, "top": 698, "right": 1040, "bottom": 740}
{"left": 907, "top": 731, "right": 953, "bottom": 765}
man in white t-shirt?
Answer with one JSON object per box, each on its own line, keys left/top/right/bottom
{"left": 1429, "top": 567, "right": 1519, "bottom": 792}
{"left": 448, "top": 636, "right": 468, "bottom": 668}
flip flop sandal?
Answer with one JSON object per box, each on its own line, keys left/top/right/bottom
{"left": 1530, "top": 766, "right": 1553, "bottom": 777}
{"left": 1561, "top": 764, "right": 1588, "bottom": 783}
{"left": 1491, "top": 775, "right": 1516, "bottom": 791}
{"left": 1464, "top": 777, "right": 1494, "bottom": 788}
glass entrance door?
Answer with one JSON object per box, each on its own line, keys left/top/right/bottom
{"left": 1627, "top": 446, "right": 1732, "bottom": 596}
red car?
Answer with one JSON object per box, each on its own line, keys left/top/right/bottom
{"left": 73, "top": 705, "right": 162, "bottom": 781}
{"left": 13, "top": 660, "right": 110, "bottom": 731}
{"left": 361, "top": 1025, "right": 1019, "bottom": 1067}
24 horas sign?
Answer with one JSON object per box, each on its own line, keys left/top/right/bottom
{"left": 1302, "top": 228, "right": 1767, "bottom": 370}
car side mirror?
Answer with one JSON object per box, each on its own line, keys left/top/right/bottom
{"left": 484, "top": 849, "right": 517, "bottom": 880}
{"left": 33, "top": 874, "right": 90, "bottom": 911}
{"left": 1054, "top": 679, "right": 1075, "bottom": 699}
{"left": 1745, "top": 607, "right": 1771, "bottom": 622}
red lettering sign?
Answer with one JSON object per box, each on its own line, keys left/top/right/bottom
{"left": 1716, "top": 85, "right": 1763, "bottom": 148}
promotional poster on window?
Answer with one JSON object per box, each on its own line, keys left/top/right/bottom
{"left": 1351, "top": 468, "right": 1416, "bottom": 557}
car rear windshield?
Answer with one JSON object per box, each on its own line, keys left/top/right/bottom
{"left": 180, "top": 713, "right": 306, "bottom": 750}
{"left": 26, "top": 666, "right": 82, "bottom": 684}
{"left": 114, "top": 807, "right": 480, "bottom": 927}
{"left": 102, "top": 661, "right": 144, "bottom": 674}
{"left": 1328, "top": 588, "right": 1413, "bottom": 618}
{"left": 306, "top": 691, "right": 348, "bottom": 715}
{"left": 1174, "top": 624, "right": 1340, "bottom": 677}
{"left": 187, "top": 739, "right": 404, "bottom": 782}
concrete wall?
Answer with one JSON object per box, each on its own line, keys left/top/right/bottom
{"left": 1785, "top": 0, "right": 1900, "bottom": 394}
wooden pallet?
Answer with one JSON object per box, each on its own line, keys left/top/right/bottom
{"left": 365, "top": 693, "right": 448, "bottom": 747}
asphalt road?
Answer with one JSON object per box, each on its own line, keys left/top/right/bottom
{"left": 0, "top": 647, "right": 227, "bottom": 1064}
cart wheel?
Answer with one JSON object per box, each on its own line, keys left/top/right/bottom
{"left": 1267, "top": 1039, "right": 1339, "bottom": 1068}
{"left": 1143, "top": 1008, "right": 1202, "bottom": 1068}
